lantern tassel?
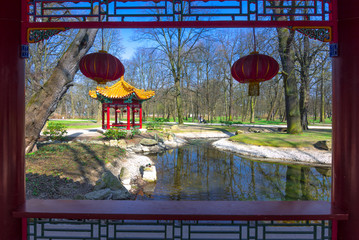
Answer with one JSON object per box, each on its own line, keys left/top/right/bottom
{"left": 249, "top": 82, "right": 259, "bottom": 96}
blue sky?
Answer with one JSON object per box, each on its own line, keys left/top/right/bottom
{"left": 120, "top": 29, "right": 138, "bottom": 60}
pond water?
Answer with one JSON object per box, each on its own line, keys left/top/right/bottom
{"left": 141, "top": 140, "right": 331, "bottom": 201}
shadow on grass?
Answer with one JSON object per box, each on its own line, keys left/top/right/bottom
{"left": 26, "top": 173, "right": 93, "bottom": 200}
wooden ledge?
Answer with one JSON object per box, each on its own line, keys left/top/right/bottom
{"left": 13, "top": 200, "right": 348, "bottom": 221}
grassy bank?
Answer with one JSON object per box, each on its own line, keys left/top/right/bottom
{"left": 26, "top": 142, "right": 124, "bottom": 181}
{"left": 230, "top": 129, "right": 331, "bottom": 148}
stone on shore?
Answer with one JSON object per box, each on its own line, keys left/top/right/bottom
{"left": 102, "top": 171, "right": 126, "bottom": 190}
{"left": 142, "top": 166, "right": 157, "bottom": 182}
{"left": 314, "top": 140, "right": 332, "bottom": 151}
{"left": 84, "top": 188, "right": 111, "bottom": 200}
{"left": 235, "top": 130, "right": 244, "bottom": 135}
{"left": 140, "top": 138, "right": 158, "bottom": 146}
{"left": 111, "top": 189, "right": 131, "bottom": 200}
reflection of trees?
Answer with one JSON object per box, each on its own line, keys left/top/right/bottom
{"left": 152, "top": 141, "right": 330, "bottom": 201}
{"left": 285, "top": 166, "right": 302, "bottom": 200}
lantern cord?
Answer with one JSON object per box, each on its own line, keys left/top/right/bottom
{"left": 252, "top": 28, "right": 257, "bottom": 53}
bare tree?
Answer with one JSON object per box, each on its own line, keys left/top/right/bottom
{"left": 25, "top": 28, "right": 99, "bottom": 153}
{"left": 134, "top": 22, "right": 207, "bottom": 124}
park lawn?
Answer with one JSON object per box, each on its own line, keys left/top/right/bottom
{"left": 26, "top": 142, "right": 124, "bottom": 181}
{"left": 230, "top": 129, "right": 332, "bottom": 148}
{"left": 49, "top": 120, "right": 100, "bottom": 129}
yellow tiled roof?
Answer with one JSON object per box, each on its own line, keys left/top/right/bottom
{"left": 89, "top": 77, "right": 155, "bottom": 100}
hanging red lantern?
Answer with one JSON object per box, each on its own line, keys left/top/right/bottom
{"left": 79, "top": 50, "right": 125, "bottom": 85}
{"left": 231, "top": 51, "right": 279, "bottom": 96}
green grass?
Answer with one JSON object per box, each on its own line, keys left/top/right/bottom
{"left": 230, "top": 129, "right": 332, "bottom": 148}
{"left": 241, "top": 119, "right": 286, "bottom": 125}
{"left": 49, "top": 120, "right": 100, "bottom": 129}
{"left": 26, "top": 142, "right": 125, "bottom": 179}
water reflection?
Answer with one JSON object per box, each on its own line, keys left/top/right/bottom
{"left": 146, "top": 140, "right": 331, "bottom": 201}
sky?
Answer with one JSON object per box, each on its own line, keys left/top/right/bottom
{"left": 120, "top": 29, "right": 138, "bottom": 60}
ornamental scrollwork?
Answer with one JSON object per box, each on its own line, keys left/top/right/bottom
{"left": 27, "top": 28, "right": 69, "bottom": 43}
{"left": 292, "top": 27, "right": 332, "bottom": 42}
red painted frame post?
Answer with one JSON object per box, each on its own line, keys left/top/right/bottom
{"left": 332, "top": 0, "right": 359, "bottom": 238}
{"left": 106, "top": 106, "right": 110, "bottom": 130}
{"left": 127, "top": 105, "right": 130, "bottom": 130}
{"left": 0, "top": 0, "right": 25, "bottom": 239}
{"left": 140, "top": 104, "right": 143, "bottom": 129}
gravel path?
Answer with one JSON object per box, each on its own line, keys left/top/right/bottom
{"left": 212, "top": 138, "right": 331, "bottom": 166}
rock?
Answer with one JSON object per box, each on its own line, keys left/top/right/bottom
{"left": 119, "top": 167, "right": 131, "bottom": 180}
{"left": 126, "top": 142, "right": 136, "bottom": 148}
{"left": 88, "top": 140, "right": 104, "bottom": 145}
{"left": 117, "top": 139, "right": 127, "bottom": 148}
{"left": 109, "top": 140, "right": 127, "bottom": 148}
{"left": 171, "top": 125, "right": 180, "bottom": 131}
{"left": 148, "top": 145, "right": 163, "bottom": 153}
{"left": 154, "top": 134, "right": 165, "bottom": 143}
{"left": 140, "top": 138, "right": 158, "bottom": 146}
{"left": 119, "top": 167, "right": 131, "bottom": 186}
{"left": 248, "top": 127, "right": 271, "bottom": 133}
{"left": 94, "top": 179, "right": 106, "bottom": 191}
{"left": 111, "top": 189, "right": 131, "bottom": 200}
{"left": 131, "top": 144, "right": 143, "bottom": 153}
{"left": 142, "top": 166, "right": 157, "bottom": 182}
{"left": 235, "top": 130, "right": 244, "bottom": 135}
{"left": 101, "top": 171, "right": 125, "bottom": 190}
{"left": 167, "top": 134, "right": 174, "bottom": 141}
{"left": 84, "top": 188, "right": 111, "bottom": 200}
{"left": 314, "top": 140, "right": 332, "bottom": 150}
{"left": 278, "top": 127, "right": 287, "bottom": 133}
{"left": 74, "top": 194, "right": 85, "bottom": 200}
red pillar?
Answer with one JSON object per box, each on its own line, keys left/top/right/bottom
{"left": 139, "top": 104, "right": 143, "bottom": 129}
{"left": 102, "top": 104, "right": 105, "bottom": 129}
{"left": 332, "top": 0, "right": 359, "bottom": 238}
{"left": 127, "top": 105, "right": 130, "bottom": 130}
{"left": 132, "top": 106, "right": 135, "bottom": 128}
{"left": 115, "top": 107, "right": 118, "bottom": 125}
{"left": 0, "top": 0, "right": 25, "bottom": 239}
{"left": 106, "top": 106, "right": 110, "bottom": 129}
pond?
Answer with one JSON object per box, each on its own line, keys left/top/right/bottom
{"left": 141, "top": 140, "right": 331, "bottom": 201}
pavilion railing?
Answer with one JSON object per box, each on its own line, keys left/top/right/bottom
{"left": 25, "top": 218, "right": 332, "bottom": 240}
{"left": 14, "top": 200, "right": 347, "bottom": 240}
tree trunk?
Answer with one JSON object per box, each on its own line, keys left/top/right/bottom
{"left": 250, "top": 96, "right": 257, "bottom": 123}
{"left": 25, "top": 28, "right": 98, "bottom": 153}
{"left": 229, "top": 77, "right": 233, "bottom": 121}
{"left": 174, "top": 75, "right": 183, "bottom": 124}
{"left": 298, "top": 36, "right": 310, "bottom": 130}
{"left": 277, "top": 28, "right": 302, "bottom": 134}
{"left": 320, "top": 74, "right": 325, "bottom": 123}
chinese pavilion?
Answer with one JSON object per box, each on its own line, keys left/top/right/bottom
{"left": 89, "top": 77, "right": 155, "bottom": 130}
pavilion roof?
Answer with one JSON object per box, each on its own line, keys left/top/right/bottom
{"left": 89, "top": 77, "right": 155, "bottom": 101}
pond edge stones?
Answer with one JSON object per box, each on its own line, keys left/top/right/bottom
{"left": 142, "top": 164, "right": 157, "bottom": 182}
{"left": 84, "top": 171, "right": 131, "bottom": 200}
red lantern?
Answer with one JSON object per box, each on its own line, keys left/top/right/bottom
{"left": 79, "top": 50, "right": 125, "bottom": 84}
{"left": 231, "top": 51, "right": 279, "bottom": 96}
